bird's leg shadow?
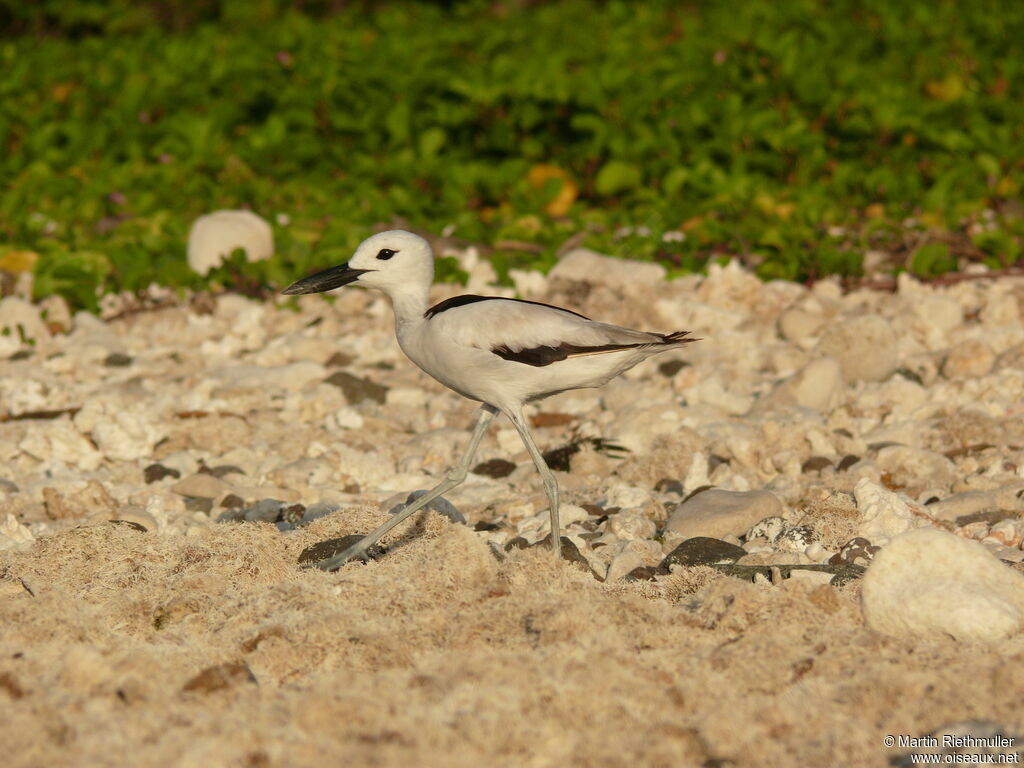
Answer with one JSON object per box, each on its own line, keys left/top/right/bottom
{"left": 306, "top": 405, "right": 497, "bottom": 571}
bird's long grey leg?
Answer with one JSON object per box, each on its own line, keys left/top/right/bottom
{"left": 507, "top": 408, "right": 561, "bottom": 560}
{"left": 311, "top": 405, "right": 498, "bottom": 571}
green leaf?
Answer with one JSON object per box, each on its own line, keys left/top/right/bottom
{"left": 910, "top": 242, "right": 956, "bottom": 277}
{"left": 595, "top": 161, "right": 642, "bottom": 196}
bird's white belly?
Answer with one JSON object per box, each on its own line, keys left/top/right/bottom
{"left": 397, "top": 325, "right": 643, "bottom": 411}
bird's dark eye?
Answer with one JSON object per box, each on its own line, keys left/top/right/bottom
{"left": 376, "top": 248, "right": 397, "bottom": 260}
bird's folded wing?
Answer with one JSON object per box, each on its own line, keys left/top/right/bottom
{"left": 431, "top": 298, "right": 666, "bottom": 360}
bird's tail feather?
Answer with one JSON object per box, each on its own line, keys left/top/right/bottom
{"left": 660, "top": 330, "right": 700, "bottom": 345}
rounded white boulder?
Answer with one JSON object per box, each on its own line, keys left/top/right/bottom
{"left": 862, "top": 527, "right": 1024, "bottom": 642}
{"left": 187, "top": 210, "right": 274, "bottom": 276}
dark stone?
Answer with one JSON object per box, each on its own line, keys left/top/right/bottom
{"left": 298, "top": 534, "right": 384, "bottom": 567}
{"left": 472, "top": 458, "right": 517, "bottom": 479}
{"left": 654, "top": 478, "right": 684, "bottom": 496}
{"left": 542, "top": 443, "right": 577, "bottom": 472}
{"left": 182, "top": 662, "right": 256, "bottom": 693}
{"left": 801, "top": 456, "right": 834, "bottom": 473}
{"left": 534, "top": 534, "right": 603, "bottom": 580}
{"left": 324, "top": 371, "right": 387, "bottom": 404}
{"left": 625, "top": 566, "right": 661, "bottom": 581}
{"left": 208, "top": 464, "right": 246, "bottom": 479}
{"left": 103, "top": 352, "right": 133, "bottom": 367}
{"left": 893, "top": 367, "right": 924, "bottom": 385}
{"left": 144, "top": 463, "right": 180, "bottom": 484}
{"left": 474, "top": 521, "right": 502, "bottom": 532}
{"left": 184, "top": 497, "right": 213, "bottom": 513}
{"left": 109, "top": 519, "right": 148, "bottom": 533}
{"left": 660, "top": 537, "right": 747, "bottom": 569}
{"left": 867, "top": 441, "right": 904, "bottom": 452}
{"left": 216, "top": 507, "right": 247, "bottom": 522}
{"left": 244, "top": 499, "right": 285, "bottom": 523}
{"left": 220, "top": 493, "right": 245, "bottom": 509}
{"left": 708, "top": 454, "right": 730, "bottom": 471}
{"left": 8, "top": 350, "right": 32, "bottom": 361}
{"left": 325, "top": 351, "right": 354, "bottom": 368}
{"left": 836, "top": 455, "right": 861, "bottom": 472}
{"left": 389, "top": 491, "right": 465, "bottom": 524}
{"left": 658, "top": 359, "right": 689, "bottom": 377}
{"left": 0, "top": 671, "right": 26, "bottom": 699}
{"left": 0, "top": 478, "right": 19, "bottom": 494}
{"left": 828, "top": 537, "right": 880, "bottom": 566}
{"left": 580, "top": 503, "right": 604, "bottom": 516}
{"left": 504, "top": 536, "right": 532, "bottom": 551}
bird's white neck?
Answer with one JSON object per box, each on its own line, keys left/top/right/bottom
{"left": 385, "top": 283, "right": 431, "bottom": 329}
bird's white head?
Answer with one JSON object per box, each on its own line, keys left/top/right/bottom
{"left": 282, "top": 230, "right": 434, "bottom": 298}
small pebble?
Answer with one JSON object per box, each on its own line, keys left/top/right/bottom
{"left": 144, "top": 464, "right": 181, "bottom": 484}
{"left": 182, "top": 662, "right": 256, "bottom": 694}
{"left": 389, "top": 491, "right": 465, "bottom": 524}
{"left": 654, "top": 478, "right": 684, "bottom": 496}
{"left": 244, "top": 499, "right": 286, "bottom": 523}
{"left": 103, "top": 352, "right": 133, "bottom": 367}
{"left": 298, "top": 535, "right": 385, "bottom": 567}
{"left": 472, "top": 458, "right": 517, "bottom": 479}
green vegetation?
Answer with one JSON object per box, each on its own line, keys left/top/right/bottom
{"left": 2, "top": 0, "right": 1022, "bottom": 310}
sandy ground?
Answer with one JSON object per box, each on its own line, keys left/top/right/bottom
{"left": 2, "top": 252, "right": 1024, "bottom": 766}
{"left": 4, "top": 515, "right": 1024, "bottom": 768}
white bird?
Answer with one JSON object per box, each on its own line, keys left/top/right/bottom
{"left": 283, "top": 230, "right": 697, "bottom": 569}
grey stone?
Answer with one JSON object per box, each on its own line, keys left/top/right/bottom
{"left": 926, "top": 485, "right": 1024, "bottom": 523}
{"left": 243, "top": 499, "right": 286, "bottom": 523}
{"left": 299, "top": 502, "right": 341, "bottom": 525}
{"left": 170, "top": 473, "right": 228, "bottom": 499}
{"left": 666, "top": 489, "right": 784, "bottom": 539}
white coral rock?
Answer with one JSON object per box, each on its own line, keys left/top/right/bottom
{"left": 187, "top": 210, "right": 273, "bottom": 275}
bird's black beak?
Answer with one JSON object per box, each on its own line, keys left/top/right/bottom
{"left": 281, "top": 263, "right": 371, "bottom": 295}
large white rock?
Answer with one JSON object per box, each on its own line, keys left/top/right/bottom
{"left": 0, "top": 513, "right": 34, "bottom": 551}
{"left": 942, "top": 339, "right": 996, "bottom": 379}
{"left": 816, "top": 315, "right": 899, "bottom": 382}
{"left": 853, "top": 478, "right": 935, "bottom": 545}
{"left": 73, "top": 398, "right": 168, "bottom": 463}
{"left": 19, "top": 418, "right": 103, "bottom": 471}
{"left": 750, "top": 357, "right": 844, "bottom": 414}
{"left": 875, "top": 445, "right": 957, "bottom": 492}
{"left": 862, "top": 527, "right": 1024, "bottom": 642}
{"left": 187, "top": 210, "right": 273, "bottom": 275}
{"left": 0, "top": 296, "right": 50, "bottom": 355}
{"left": 550, "top": 248, "right": 666, "bottom": 287}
